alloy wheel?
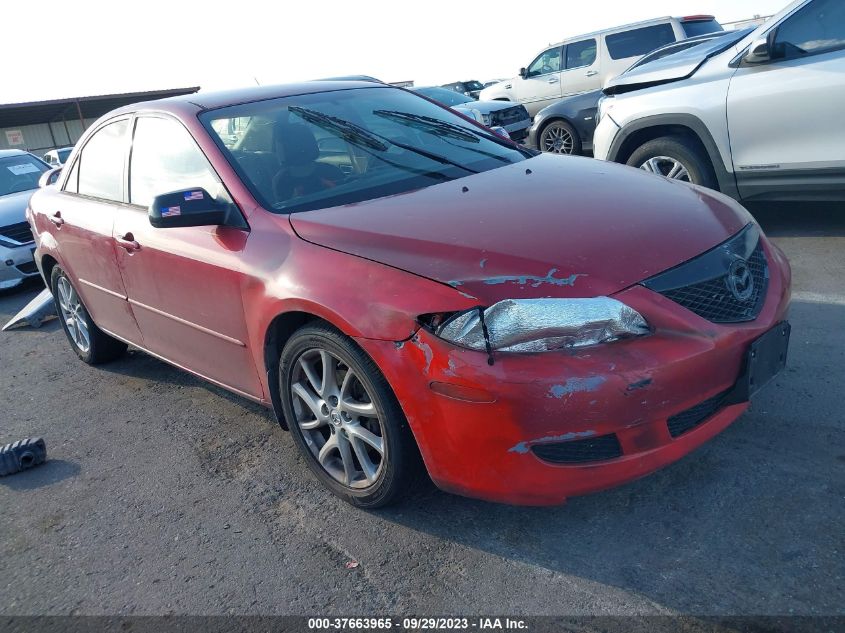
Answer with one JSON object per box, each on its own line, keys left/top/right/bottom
{"left": 56, "top": 277, "right": 91, "bottom": 353}
{"left": 290, "top": 348, "right": 385, "bottom": 489}
{"left": 639, "top": 156, "right": 691, "bottom": 181}
{"left": 541, "top": 124, "right": 575, "bottom": 154}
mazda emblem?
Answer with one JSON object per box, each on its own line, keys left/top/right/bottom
{"left": 727, "top": 258, "right": 754, "bottom": 301}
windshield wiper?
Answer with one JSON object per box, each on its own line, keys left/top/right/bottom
{"left": 290, "top": 106, "right": 478, "bottom": 174}
{"left": 289, "top": 106, "right": 388, "bottom": 151}
{"left": 373, "top": 110, "right": 481, "bottom": 143}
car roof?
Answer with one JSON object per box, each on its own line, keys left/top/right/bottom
{"left": 113, "top": 81, "right": 392, "bottom": 116}
{"left": 547, "top": 15, "right": 713, "bottom": 47}
{"left": 0, "top": 149, "right": 28, "bottom": 158}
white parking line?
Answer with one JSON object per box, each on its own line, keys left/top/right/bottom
{"left": 792, "top": 291, "right": 845, "bottom": 306}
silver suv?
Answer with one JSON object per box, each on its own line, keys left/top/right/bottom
{"left": 594, "top": 0, "right": 845, "bottom": 202}
{"left": 480, "top": 15, "right": 722, "bottom": 117}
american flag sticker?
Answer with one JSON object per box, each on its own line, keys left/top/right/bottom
{"left": 161, "top": 206, "right": 181, "bottom": 217}
{"left": 184, "top": 190, "right": 204, "bottom": 201}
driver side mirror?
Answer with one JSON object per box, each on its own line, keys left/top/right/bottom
{"left": 149, "top": 188, "right": 231, "bottom": 229}
{"left": 744, "top": 31, "right": 776, "bottom": 64}
{"left": 38, "top": 167, "right": 62, "bottom": 188}
{"left": 519, "top": 67, "right": 527, "bottom": 78}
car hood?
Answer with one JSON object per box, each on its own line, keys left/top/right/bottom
{"left": 468, "top": 100, "right": 523, "bottom": 115}
{"left": 289, "top": 154, "right": 752, "bottom": 303}
{"left": 604, "top": 29, "right": 752, "bottom": 95}
{"left": 0, "top": 190, "right": 34, "bottom": 227}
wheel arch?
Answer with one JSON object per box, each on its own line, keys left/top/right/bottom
{"left": 607, "top": 114, "right": 739, "bottom": 199}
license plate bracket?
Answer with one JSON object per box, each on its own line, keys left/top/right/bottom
{"left": 747, "top": 321, "right": 791, "bottom": 397}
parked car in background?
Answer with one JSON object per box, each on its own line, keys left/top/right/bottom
{"left": 595, "top": 0, "right": 845, "bottom": 202}
{"left": 28, "top": 81, "right": 791, "bottom": 508}
{"left": 482, "top": 79, "right": 505, "bottom": 88}
{"left": 529, "top": 30, "right": 748, "bottom": 155}
{"left": 0, "top": 150, "right": 49, "bottom": 289}
{"left": 43, "top": 147, "right": 74, "bottom": 167}
{"left": 415, "top": 87, "right": 531, "bottom": 142}
{"left": 527, "top": 90, "right": 601, "bottom": 155}
{"left": 440, "top": 80, "right": 485, "bottom": 99}
{"left": 480, "top": 15, "right": 723, "bottom": 116}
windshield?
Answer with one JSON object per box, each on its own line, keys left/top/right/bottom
{"left": 462, "top": 81, "right": 484, "bottom": 92}
{"left": 682, "top": 19, "right": 723, "bottom": 38}
{"left": 416, "top": 87, "right": 475, "bottom": 107}
{"left": 0, "top": 154, "right": 48, "bottom": 196}
{"left": 202, "top": 86, "right": 529, "bottom": 214}
{"left": 58, "top": 148, "right": 72, "bottom": 163}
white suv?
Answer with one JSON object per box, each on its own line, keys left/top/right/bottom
{"left": 594, "top": 0, "right": 845, "bottom": 202}
{"left": 480, "top": 15, "right": 722, "bottom": 117}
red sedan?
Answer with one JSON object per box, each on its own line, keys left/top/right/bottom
{"left": 27, "top": 81, "right": 791, "bottom": 507}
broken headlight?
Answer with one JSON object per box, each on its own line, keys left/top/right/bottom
{"left": 434, "top": 298, "right": 650, "bottom": 353}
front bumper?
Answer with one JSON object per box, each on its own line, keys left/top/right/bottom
{"left": 0, "top": 242, "right": 39, "bottom": 290}
{"left": 356, "top": 238, "right": 791, "bottom": 505}
{"left": 592, "top": 115, "right": 620, "bottom": 162}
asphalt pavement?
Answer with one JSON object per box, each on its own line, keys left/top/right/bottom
{"left": 0, "top": 201, "right": 843, "bottom": 618}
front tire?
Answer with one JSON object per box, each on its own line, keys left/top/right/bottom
{"left": 626, "top": 135, "right": 718, "bottom": 190}
{"left": 539, "top": 120, "right": 581, "bottom": 155}
{"left": 279, "top": 323, "right": 421, "bottom": 508}
{"left": 51, "top": 266, "right": 127, "bottom": 365}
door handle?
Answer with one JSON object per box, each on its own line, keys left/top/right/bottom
{"left": 547, "top": 77, "right": 559, "bottom": 84}
{"left": 49, "top": 212, "right": 64, "bottom": 227}
{"left": 115, "top": 233, "right": 141, "bottom": 252}
{"left": 586, "top": 70, "right": 598, "bottom": 77}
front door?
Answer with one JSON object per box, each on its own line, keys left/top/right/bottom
{"left": 511, "top": 46, "right": 563, "bottom": 117}
{"left": 52, "top": 117, "right": 143, "bottom": 344}
{"left": 727, "top": 0, "right": 845, "bottom": 199}
{"left": 113, "top": 114, "right": 262, "bottom": 398}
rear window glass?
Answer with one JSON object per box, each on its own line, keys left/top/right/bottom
{"left": 606, "top": 23, "right": 676, "bottom": 60}
{"left": 565, "top": 39, "right": 597, "bottom": 68}
{"left": 0, "top": 154, "right": 48, "bottom": 196}
{"left": 682, "top": 19, "right": 723, "bottom": 38}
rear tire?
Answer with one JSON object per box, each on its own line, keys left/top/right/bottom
{"left": 626, "top": 135, "right": 718, "bottom": 190}
{"left": 51, "top": 266, "right": 127, "bottom": 365}
{"left": 279, "top": 323, "right": 422, "bottom": 508}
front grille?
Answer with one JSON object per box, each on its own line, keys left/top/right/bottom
{"left": 643, "top": 225, "right": 769, "bottom": 323}
{"left": 15, "top": 260, "right": 37, "bottom": 275}
{"left": 0, "top": 222, "right": 34, "bottom": 245}
{"left": 667, "top": 389, "right": 730, "bottom": 438}
{"left": 532, "top": 433, "right": 623, "bottom": 464}
{"left": 491, "top": 106, "right": 528, "bottom": 127}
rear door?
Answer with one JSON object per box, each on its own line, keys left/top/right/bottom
{"left": 727, "top": 0, "right": 845, "bottom": 199}
{"left": 48, "top": 117, "right": 143, "bottom": 344}
{"left": 602, "top": 22, "right": 677, "bottom": 83}
{"left": 510, "top": 46, "right": 563, "bottom": 117}
{"left": 560, "top": 38, "right": 600, "bottom": 95}
{"left": 112, "top": 113, "right": 262, "bottom": 398}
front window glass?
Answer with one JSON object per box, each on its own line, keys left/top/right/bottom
{"left": 415, "top": 87, "right": 475, "bottom": 107}
{"left": 0, "top": 154, "right": 48, "bottom": 196}
{"left": 606, "top": 23, "right": 676, "bottom": 60}
{"left": 773, "top": 0, "right": 845, "bottom": 59}
{"left": 58, "top": 149, "right": 72, "bottom": 163}
{"left": 129, "top": 116, "right": 222, "bottom": 208}
{"left": 202, "top": 86, "right": 530, "bottom": 214}
{"left": 565, "top": 39, "right": 597, "bottom": 68}
{"left": 76, "top": 119, "right": 129, "bottom": 201}
{"left": 462, "top": 81, "right": 484, "bottom": 92}
{"left": 526, "top": 47, "right": 562, "bottom": 77}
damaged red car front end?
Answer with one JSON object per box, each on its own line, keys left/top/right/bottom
{"left": 292, "top": 155, "right": 792, "bottom": 505}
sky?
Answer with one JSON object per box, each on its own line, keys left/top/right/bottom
{"left": 3, "top": 0, "right": 792, "bottom": 105}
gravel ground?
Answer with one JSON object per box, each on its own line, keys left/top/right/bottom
{"left": 0, "top": 202, "right": 843, "bottom": 617}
